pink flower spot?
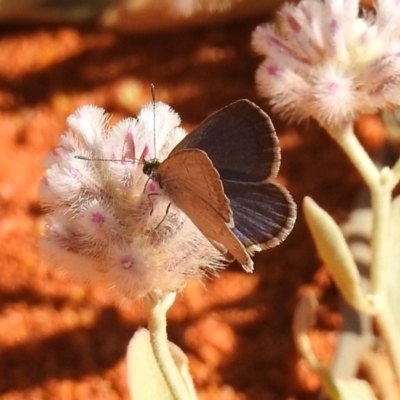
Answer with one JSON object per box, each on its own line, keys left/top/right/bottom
{"left": 267, "top": 65, "right": 279, "bottom": 76}
{"left": 109, "top": 144, "right": 116, "bottom": 159}
{"left": 286, "top": 15, "right": 301, "bottom": 33}
{"left": 48, "top": 224, "right": 58, "bottom": 234}
{"left": 123, "top": 129, "right": 135, "bottom": 160}
{"left": 327, "top": 82, "right": 340, "bottom": 95}
{"left": 141, "top": 144, "right": 150, "bottom": 159}
{"left": 120, "top": 257, "right": 133, "bottom": 269}
{"left": 65, "top": 167, "right": 80, "bottom": 178}
{"left": 148, "top": 181, "right": 158, "bottom": 193}
{"left": 329, "top": 19, "right": 339, "bottom": 34}
{"left": 41, "top": 176, "right": 49, "bottom": 186}
{"left": 91, "top": 211, "right": 105, "bottom": 225}
{"left": 268, "top": 36, "right": 283, "bottom": 48}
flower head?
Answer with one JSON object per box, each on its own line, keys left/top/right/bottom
{"left": 39, "top": 103, "right": 224, "bottom": 299}
{"left": 252, "top": 0, "right": 400, "bottom": 128}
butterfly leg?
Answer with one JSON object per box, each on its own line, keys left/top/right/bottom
{"left": 147, "top": 192, "right": 158, "bottom": 216}
{"left": 155, "top": 202, "right": 172, "bottom": 230}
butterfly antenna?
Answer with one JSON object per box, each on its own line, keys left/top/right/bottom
{"left": 151, "top": 83, "right": 157, "bottom": 157}
{"left": 75, "top": 155, "right": 141, "bottom": 163}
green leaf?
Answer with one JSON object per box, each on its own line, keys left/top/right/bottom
{"left": 303, "top": 197, "right": 373, "bottom": 313}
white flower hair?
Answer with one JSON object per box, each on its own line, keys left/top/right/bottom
{"left": 39, "top": 103, "right": 224, "bottom": 299}
{"left": 252, "top": 0, "right": 400, "bottom": 127}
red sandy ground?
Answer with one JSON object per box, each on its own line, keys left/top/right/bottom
{"left": 0, "top": 18, "right": 374, "bottom": 400}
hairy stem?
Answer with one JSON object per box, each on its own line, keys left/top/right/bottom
{"left": 327, "top": 124, "right": 400, "bottom": 382}
{"left": 327, "top": 125, "right": 392, "bottom": 298}
{"left": 146, "top": 291, "right": 193, "bottom": 400}
{"left": 370, "top": 186, "right": 391, "bottom": 299}
{"left": 329, "top": 124, "right": 379, "bottom": 189}
{"left": 375, "top": 303, "right": 400, "bottom": 383}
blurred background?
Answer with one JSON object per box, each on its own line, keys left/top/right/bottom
{"left": 0, "top": 0, "right": 370, "bottom": 399}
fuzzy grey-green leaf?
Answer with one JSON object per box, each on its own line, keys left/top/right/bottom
{"left": 303, "top": 197, "right": 373, "bottom": 313}
{"left": 126, "top": 328, "right": 196, "bottom": 400}
{"left": 334, "top": 378, "right": 378, "bottom": 400}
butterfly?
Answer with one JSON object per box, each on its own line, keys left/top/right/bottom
{"left": 142, "top": 100, "right": 297, "bottom": 272}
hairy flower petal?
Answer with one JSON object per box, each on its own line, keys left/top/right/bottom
{"left": 39, "top": 103, "right": 224, "bottom": 299}
{"left": 252, "top": 0, "right": 400, "bottom": 128}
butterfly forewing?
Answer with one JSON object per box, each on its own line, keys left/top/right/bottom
{"left": 170, "top": 100, "right": 280, "bottom": 182}
{"left": 155, "top": 149, "right": 253, "bottom": 271}
{"left": 156, "top": 149, "right": 232, "bottom": 224}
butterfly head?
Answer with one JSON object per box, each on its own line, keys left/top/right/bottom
{"left": 142, "top": 158, "right": 161, "bottom": 181}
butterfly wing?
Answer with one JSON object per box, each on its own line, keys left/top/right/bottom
{"left": 222, "top": 180, "right": 296, "bottom": 253}
{"left": 170, "top": 99, "right": 280, "bottom": 182}
{"left": 156, "top": 149, "right": 253, "bottom": 271}
{"left": 170, "top": 99, "right": 296, "bottom": 252}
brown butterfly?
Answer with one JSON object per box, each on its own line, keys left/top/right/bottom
{"left": 143, "top": 100, "right": 296, "bottom": 272}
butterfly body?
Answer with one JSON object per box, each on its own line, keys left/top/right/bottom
{"left": 143, "top": 100, "right": 296, "bottom": 272}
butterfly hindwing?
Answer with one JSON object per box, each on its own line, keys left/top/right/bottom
{"left": 222, "top": 180, "right": 296, "bottom": 252}
{"left": 170, "top": 100, "right": 280, "bottom": 182}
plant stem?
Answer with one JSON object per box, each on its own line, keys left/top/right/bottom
{"left": 328, "top": 124, "right": 400, "bottom": 381}
{"left": 370, "top": 186, "right": 391, "bottom": 299}
{"left": 328, "top": 124, "right": 389, "bottom": 298}
{"left": 329, "top": 124, "right": 379, "bottom": 189}
{"left": 146, "top": 291, "right": 193, "bottom": 400}
{"left": 390, "top": 156, "right": 400, "bottom": 186}
{"left": 375, "top": 303, "right": 400, "bottom": 382}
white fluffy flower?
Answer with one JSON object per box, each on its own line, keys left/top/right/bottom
{"left": 252, "top": 0, "right": 400, "bottom": 127}
{"left": 39, "top": 103, "right": 224, "bottom": 299}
